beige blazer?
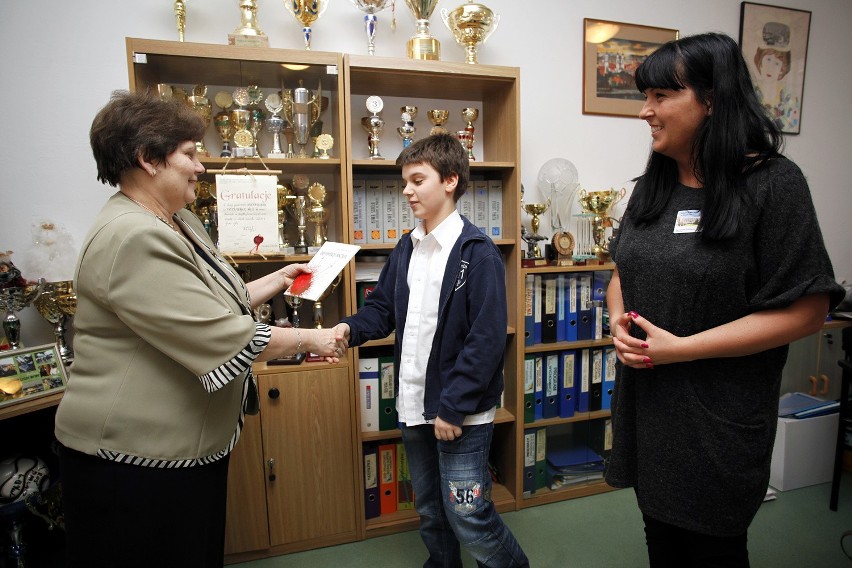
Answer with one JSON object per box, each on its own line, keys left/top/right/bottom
{"left": 55, "top": 192, "right": 257, "bottom": 463}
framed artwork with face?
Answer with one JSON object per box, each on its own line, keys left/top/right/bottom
{"left": 739, "top": 2, "right": 812, "bottom": 134}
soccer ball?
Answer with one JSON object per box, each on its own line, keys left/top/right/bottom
{"left": 0, "top": 455, "right": 50, "bottom": 508}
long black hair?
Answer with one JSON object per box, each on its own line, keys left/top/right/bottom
{"left": 629, "top": 32, "right": 783, "bottom": 240}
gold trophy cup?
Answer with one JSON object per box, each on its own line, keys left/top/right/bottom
{"left": 520, "top": 199, "right": 550, "bottom": 266}
{"left": 427, "top": 109, "right": 449, "bottom": 135}
{"left": 284, "top": 0, "right": 331, "bottom": 50}
{"left": 405, "top": 0, "right": 441, "bottom": 60}
{"left": 460, "top": 106, "right": 478, "bottom": 160}
{"left": 230, "top": 0, "right": 269, "bottom": 47}
{"left": 441, "top": 0, "right": 500, "bottom": 64}
{"left": 188, "top": 85, "right": 212, "bottom": 157}
{"left": 398, "top": 106, "right": 417, "bottom": 148}
{"left": 307, "top": 182, "right": 330, "bottom": 248}
{"left": 174, "top": 0, "right": 187, "bottom": 41}
{"left": 577, "top": 187, "right": 626, "bottom": 261}
{"left": 34, "top": 280, "right": 76, "bottom": 365}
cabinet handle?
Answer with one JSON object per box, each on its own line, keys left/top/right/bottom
{"left": 808, "top": 375, "right": 818, "bottom": 396}
{"left": 825, "top": 333, "right": 834, "bottom": 346}
{"left": 267, "top": 458, "right": 276, "bottom": 482}
{"left": 268, "top": 387, "right": 280, "bottom": 399}
{"left": 819, "top": 374, "right": 830, "bottom": 396}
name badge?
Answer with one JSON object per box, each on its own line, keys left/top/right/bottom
{"left": 674, "top": 210, "right": 701, "bottom": 234}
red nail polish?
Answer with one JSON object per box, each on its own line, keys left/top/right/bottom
{"left": 642, "top": 357, "right": 652, "bottom": 364}
{"left": 641, "top": 343, "right": 649, "bottom": 349}
{"left": 629, "top": 311, "right": 639, "bottom": 319}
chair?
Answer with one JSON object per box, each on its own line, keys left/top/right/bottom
{"left": 829, "top": 326, "right": 852, "bottom": 511}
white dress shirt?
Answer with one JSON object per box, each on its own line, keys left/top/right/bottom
{"left": 397, "top": 210, "right": 495, "bottom": 426}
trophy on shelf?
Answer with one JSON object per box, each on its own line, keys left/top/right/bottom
{"left": 33, "top": 281, "right": 76, "bottom": 365}
{"left": 538, "top": 158, "right": 580, "bottom": 266}
{"left": 460, "top": 106, "right": 478, "bottom": 160}
{"left": 288, "top": 174, "right": 311, "bottom": 254}
{"left": 249, "top": 107, "right": 266, "bottom": 158}
{"left": 314, "top": 133, "right": 334, "bottom": 159}
{"left": 307, "top": 182, "right": 330, "bottom": 249}
{"left": 188, "top": 85, "right": 212, "bottom": 157}
{"left": 1, "top": 279, "right": 45, "bottom": 350}
{"left": 427, "top": 109, "right": 449, "bottom": 135}
{"left": 230, "top": 87, "right": 254, "bottom": 158}
{"left": 361, "top": 96, "right": 385, "bottom": 160}
{"left": 265, "top": 93, "right": 286, "bottom": 158}
{"left": 310, "top": 94, "right": 330, "bottom": 158}
{"left": 214, "top": 91, "right": 235, "bottom": 157}
{"left": 576, "top": 187, "right": 626, "bottom": 262}
{"left": 397, "top": 106, "right": 417, "bottom": 149}
{"left": 174, "top": 0, "right": 187, "bottom": 41}
{"left": 312, "top": 274, "right": 341, "bottom": 329}
{"left": 156, "top": 83, "right": 173, "bottom": 102}
{"left": 283, "top": 80, "right": 322, "bottom": 158}
{"left": 284, "top": 0, "right": 330, "bottom": 50}
{"left": 279, "top": 295, "right": 307, "bottom": 364}
{"left": 277, "top": 183, "right": 296, "bottom": 254}
{"left": 520, "top": 190, "right": 550, "bottom": 266}
{"left": 404, "top": 0, "right": 441, "bottom": 60}
{"left": 441, "top": 0, "right": 500, "bottom": 64}
{"left": 229, "top": 0, "right": 269, "bottom": 47}
{"left": 351, "top": 0, "right": 395, "bottom": 56}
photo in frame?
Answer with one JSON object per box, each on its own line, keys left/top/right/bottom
{"left": 582, "top": 18, "right": 679, "bottom": 117}
{"left": 0, "top": 343, "right": 68, "bottom": 409}
{"left": 739, "top": 2, "right": 811, "bottom": 134}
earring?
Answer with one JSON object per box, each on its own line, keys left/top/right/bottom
{"left": 151, "top": 168, "right": 158, "bottom": 176}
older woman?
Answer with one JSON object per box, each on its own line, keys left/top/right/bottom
{"left": 55, "top": 91, "right": 344, "bottom": 567}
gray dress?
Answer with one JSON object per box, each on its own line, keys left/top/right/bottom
{"left": 605, "top": 157, "right": 845, "bottom": 536}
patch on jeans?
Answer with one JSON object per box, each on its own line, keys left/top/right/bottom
{"left": 447, "top": 479, "right": 482, "bottom": 515}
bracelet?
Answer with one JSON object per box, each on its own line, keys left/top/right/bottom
{"left": 294, "top": 328, "right": 302, "bottom": 354}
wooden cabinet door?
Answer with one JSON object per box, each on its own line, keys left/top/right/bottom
{"left": 259, "top": 367, "right": 358, "bottom": 547}
{"left": 225, "top": 413, "right": 270, "bottom": 554}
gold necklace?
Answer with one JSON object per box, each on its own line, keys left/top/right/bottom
{"left": 126, "top": 196, "right": 179, "bottom": 232}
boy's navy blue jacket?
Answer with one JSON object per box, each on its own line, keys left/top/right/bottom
{"left": 341, "top": 215, "right": 507, "bottom": 427}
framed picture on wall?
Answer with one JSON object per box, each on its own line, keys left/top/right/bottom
{"left": 0, "top": 343, "right": 68, "bottom": 409}
{"left": 739, "top": 2, "right": 812, "bottom": 134}
{"left": 582, "top": 18, "right": 679, "bottom": 118}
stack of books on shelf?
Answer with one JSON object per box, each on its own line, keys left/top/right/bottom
{"left": 524, "top": 271, "right": 611, "bottom": 346}
{"left": 545, "top": 436, "right": 605, "bottom": 490}
{"left": 352, "top": 176, "right": 503, "bottom": 244}
{"left": 778, "top": 391, "right": 840, "bottom": 419}
{"left": 523, "top": 347, "right": 618, "bottom": 422}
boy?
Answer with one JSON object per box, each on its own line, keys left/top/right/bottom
{"left": 333, "top": 134, "right": 529, "bottom": 567}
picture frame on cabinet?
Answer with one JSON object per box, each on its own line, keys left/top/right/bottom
{"left": 582, "top": 18, "right": 679, "bottom": 118}
{"left": 0, "top": 343, "right": 67, "bottom": 409}
{"left": 739, "top": 2, "right": 811, "bottom": 135}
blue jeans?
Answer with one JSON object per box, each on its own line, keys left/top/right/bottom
{"left": 401, "top": 423, "right": 530, "bottom": 568}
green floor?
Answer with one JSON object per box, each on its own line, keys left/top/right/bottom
{"left": 236, "top": 473, "right": 852, "bottom": 568}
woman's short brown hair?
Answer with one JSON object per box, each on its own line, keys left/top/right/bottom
{"left": 89, "top": 90, "right": 205, "bottom": 187}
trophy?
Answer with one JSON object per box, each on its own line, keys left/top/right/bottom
{"left": 0, "top": 280, "right": 45, "bottom": 350}
{"left": 229, "top": 0, "right": 269, "bottom": 47}
{"left": 441, "top": 0, "right": 500, "bottom": 64}
{"left": 577, "top": 188, "right": 626, "bottom": 261}
{"left": 265, "top": 93, "right": 286, "bottom": 158}
{"left": 277, "top": 183, "right": 296, "bottom": 253}
{"left": 306, "top": 182, "right": 330, "bottom": 248}
{"left": 312, "top": 274, "right": 341, "bottom": 328}
{"left": 351, "top": 0, "right": 394, "bottom": 56}
{"left": 231, "top": 87, "right": 253, "bottom": 158}
{"left": 254, "top": 303, "right": 272, "bottom": 324}
{"left": 520, "top": 196, "right": 550, "bottom": 266}
{"left": 33, "top": 280, "right": 75, "bottom": 365}
{"left": 310, "top": 95, "right": 330, "bottom": 158}
{"left": 279, "top": 296, "right": 307, "bottom": 364}
{"left": 187, "top": 85, "right": 212, "bottom": 157}
{"left": 284, "top": 0, "right": 331, "bottom": 50}
{"left": 460, "top": 106, "right": 478, "bottom": 160}
{"left": 282, "top": 80, "right": 322, "bottom": 158}
{"left": 174, "top": 0, "right": 187, "bottom": 41}
{"left": 287, "top": 174, "right": 310, "bottom": 254}
{"left": 361, "top": 96, "right": 385, "bottom": 160}
{"left": 249, "top": 107, "right": 266, "bottom": 157}
{"left": 314, "top": 133, "right": 334, "bottom": 159}
{"left": 404, "top": 0, "right": 441, "bottom": 60}
{"left": 214, "top": 91, "right": 235, "bottom": 157}
{"left": 427, "top": 109, "right": 449, "bottom": 135}
{"left": 397, "top": 106, "right": 417, "bottom": 148}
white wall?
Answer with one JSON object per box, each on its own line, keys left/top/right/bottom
{"left": 2, "top": 0, "right": 850, "bottom": 346}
